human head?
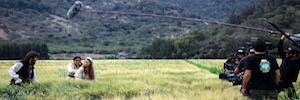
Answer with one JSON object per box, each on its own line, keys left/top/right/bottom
{"left": 84, "top": 57, "right": 94, "bottom": 80}
{"left": 25, "top": 51, "right": 40, "bottom": 65}
{"left": 73, "top": 56, "right": 82, "bottom": 67}
{"left": 252, "top": 39, "right": 267, "bottom": 53}
{"left": 248, "top": 48, "right": 255, "bottom": 56}
{"left": 284, "top": 47, "right": 298, "bottom": 60}
{"left": 84, "top": 57, "right": 93, "bottom": 67}
{"left": 237, "top": 48, "right": 245, "bottom": 59}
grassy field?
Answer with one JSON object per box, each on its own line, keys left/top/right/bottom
{"left": 0, "top": 59, "right": 298, "bottom": 99}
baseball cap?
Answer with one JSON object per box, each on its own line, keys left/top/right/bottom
{"left": 284, "top": 47, "right": 299, "bottom": 54}
{"left": 237, "top": 49, "right": 245, "bottom": 54}
{"left": 249, "top": 48, "right": 255, "bottom": 53}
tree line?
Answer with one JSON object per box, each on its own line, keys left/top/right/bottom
{"left": 137, "top": 28, "right": 240, "bottom": 59}
{"left": 0, "top": 41, "right": 49, "bottom": 60}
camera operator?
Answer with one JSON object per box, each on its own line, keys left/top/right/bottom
{"left": 232, "top": 48, "right": 255, "bottom": 86}
{"left": 219, "top": 48, "right": 245, "bottom": 81}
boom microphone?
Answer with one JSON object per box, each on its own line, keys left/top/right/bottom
{"left": 67, "top": 1, "right": 83, "bottom": 19}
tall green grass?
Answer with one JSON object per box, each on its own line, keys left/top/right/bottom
{"left": 184, "top": 60, "right": 224, "bottom": 74}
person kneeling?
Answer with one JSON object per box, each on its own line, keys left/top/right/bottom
{"left": 9, "top": 51, "right": 40, "bottom": 86}
{"left": 75, "top": 57, "right": 96, "bottom": 80}
{"left": 66, "top": 56, "right": 82, "bottom": 80}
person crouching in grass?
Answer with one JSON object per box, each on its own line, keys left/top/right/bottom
{"left": 9, "top": 51, "right": 40, "bottom": 86}
{"left": 66, "top": 56, "right": 82, "bottom": 80}
{"left": 75, "top": 57, "right": 96, "bottom": 80}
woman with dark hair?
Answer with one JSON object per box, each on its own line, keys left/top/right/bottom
{"left": 66, "top": 56, "right": 82, "bottom": 80}
{"left": 9, "top": 51, "right": 40, "bottom": 85}
{"left": 75, "top": 57, "right": 95, "bottom": 80}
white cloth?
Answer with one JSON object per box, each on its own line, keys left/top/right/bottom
{"left": 66, "top": 63, "right": 80, "bottom": 80}
{"left": 8, "top": 62, "right": 39, "bottom": 84}
{"left": 86, "top": 57, "right": 93, "bottom": 63}
{"left": 67, "top": 63, "right": 79, "bottom": 74}
{"left": 74, "top": 67, "right": 96, "bottom": 80}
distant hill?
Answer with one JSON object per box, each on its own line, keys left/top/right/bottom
{"left": 140, "top": 0, "right": 300, "bottom": 59}
{"left": 159, "top": 0, "right": 262, "bottom": 21}
{"left": 0, "top": 0, "right": 201, "bottom": 54}
{"left": 0, "top": 0, "right": 261, "bottom": 55}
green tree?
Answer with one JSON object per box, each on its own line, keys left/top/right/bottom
{"left": 218, "top": 48, "right": 227, "bottom": 58}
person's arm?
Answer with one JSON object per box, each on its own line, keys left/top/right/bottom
{"left": 242, "top": 69, "right": 251, "bottom": 96}
{"left": 67, "top": 63, "right": 76, "bottom": 74}
{"left": 272, "top": 58, "right": 281, "bottom": 84}
{"left": 75, "top": 67, "right": 83, "bottom": 80}
{"left": 234, "top": 68, "right": 240, "bottom": 74}
{"left": 278, "top": 37, "right": 285, "bottom": 58}
{"left": 275, "top": 69, "right": 280, "bottom": 85}
{"left": 8, "top": 62, "right": 23, "bottom": 84}
{"left": 278, "top": 35, "right": 286, "bottom": 58}
{"left": 235, "top": 58, "right": 245, "bottom": 74}
{"left": 32, "top": 69, "right": 39, "bottom": 83}
{"left": 234, "top": 68, "right": 243, "bottom": 74}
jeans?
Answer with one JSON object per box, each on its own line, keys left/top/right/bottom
{"left": 249, "top": 89, "right": 278, "bottom": 100}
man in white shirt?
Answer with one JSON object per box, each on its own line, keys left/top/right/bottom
{"left": 66, "top": 56, "right": 82, "bottom": 79}
{"left": 9, "top": 51, "right": 40, "bottom": 86}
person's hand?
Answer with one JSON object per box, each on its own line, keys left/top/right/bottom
{"left": 241, "top": 88, "right": 247, "bottom": 96}
{"left": 17, "top": 82, "right": 24, "bottom": 86}
{"left": 225, "top": 69, "right": 229, "bottom": 75}
{"left": 281, "top": 35, "right": 285, "bottom": 40}
{"left": 281, "top": 33, "right": 291, "bottom": 40}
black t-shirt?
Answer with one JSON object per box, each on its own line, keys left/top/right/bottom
{"left": 237, "top": 57, "right": 248, "bottom": 71}
{"left": 279, "top": 58, "right": 300, "bottom": 82}
{"left": 245, "top": 54, "right": 279, "bottom": 90}
{"left": 278, "top": 40, "right": 300, "bottom": 82}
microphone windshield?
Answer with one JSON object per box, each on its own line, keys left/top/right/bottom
{"left": 67, "top": 1, "right": 83, "bottom": 19}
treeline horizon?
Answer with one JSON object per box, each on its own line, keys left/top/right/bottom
{"left": 0, "top": 41, "right": 49, "bottom": 60}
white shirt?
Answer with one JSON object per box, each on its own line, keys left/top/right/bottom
{"left": 67, "top": 63, "right": 80, "bottom": 76}
{"left": 8, "top": 62, "right": 39, "bottom": 84}
{"left": 74, "top": 67, "right": 96, "bottom": 80}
